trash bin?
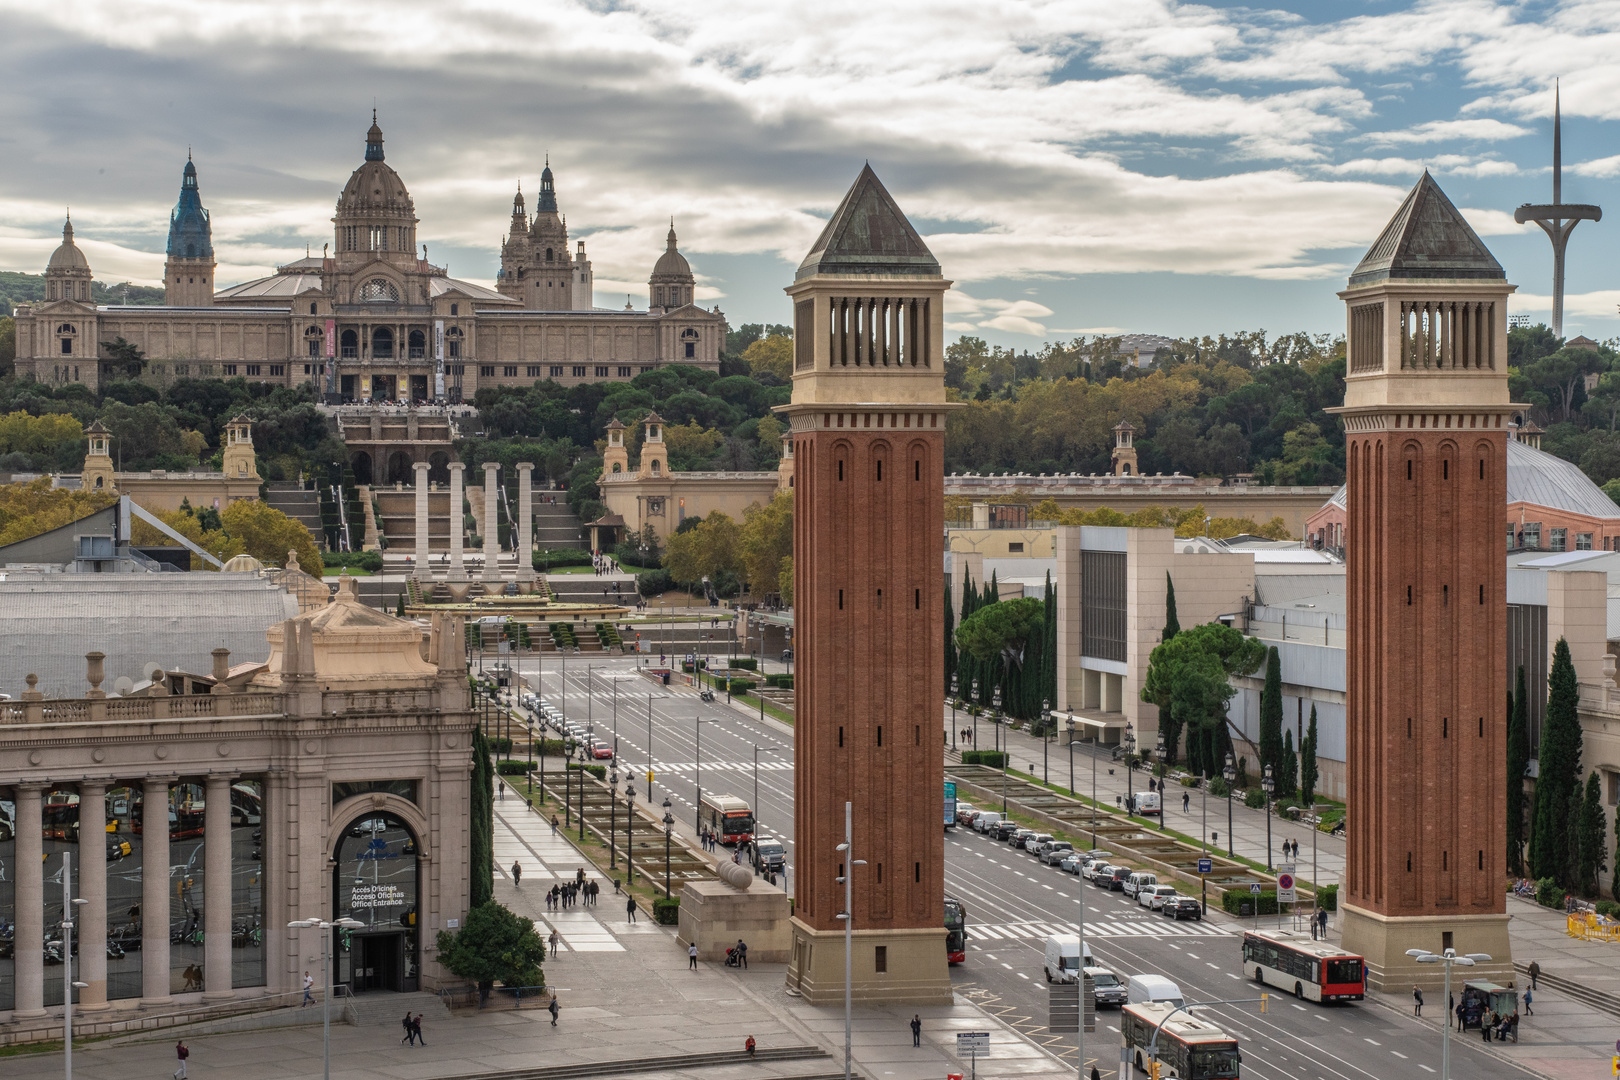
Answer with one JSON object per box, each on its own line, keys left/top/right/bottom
{"left": 1239, "top": 902, "right": 1253, "bottom": 917}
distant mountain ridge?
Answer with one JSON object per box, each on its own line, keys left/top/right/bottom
{"left": 0, "top": 271, "right": 166, "bottom": 316}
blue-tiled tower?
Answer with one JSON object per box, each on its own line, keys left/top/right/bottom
{"left": 165, "top": 154, "right": 215, "bottom": 306}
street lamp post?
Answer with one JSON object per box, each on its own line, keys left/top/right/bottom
{"left": 1041, "top": 697, "right": 1051, "bottom": 785}
{"left": 992, "top": 685, "right": 1006, "bottom": 814}
{"left": 287, "top": 916, "right": 365, "bottom": 1080}
{"left": 1262, "top": 764, "right": 1275, "bottom": 871}
{"left": 835, "top": 802, "right": 866, "bottom": 1080}
{"left": 1222, "top": 753, "right": 1237, "bottom": 859}
{"left": 950, "top": 674, "right": 959, "bottom": 752}
{"left": 1123, "top": 722, "right": 1136, "bottom": 815}
{"left": 1154, "top": 732, "right": 1168, "bottom": 830}
{"left": 579, "top": 721, "right": 592, "bottom": 842}
{"left": 970, "top": 677, "right": 980, "bottom": 752}
{"left": 624, "top": 779, "right": 636, "bottom": 884}
{"left": 662, "top": 798, "right": 675, "bottom": 897}
{"left": 1067, "top": 719, "right": 1075, "bottom": 795}
{"left": 609, "top": 767, "right": 620, "bottom": 868}
{"left": 1407, "top": 948, "right": 1492, "bottom": 1080}
{"left": 564, "top": 740, "right": 575, "bottom": 828}
{"left": 59, "top": 852, "right": 89, "bottom": 1080}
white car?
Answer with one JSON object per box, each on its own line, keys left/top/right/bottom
{"left": 1140, "top": 884, "right": 1180, "bottom": 910}
{"left": 1080, "top": 857, "right": 1113, "bottom": 881}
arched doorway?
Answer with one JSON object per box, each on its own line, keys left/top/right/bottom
{"left": 427, "top": 451, "right": 451, "bottom": 486}
{"left": 331, "top": 812, "right": 421, "bottom": 993}
{"left": 350, "top": 451, "right": 374, "bottom": 486}
{"left": 372, "top": 327, "right": 394, "bottom": 359}
{"left": 385, "top": 451, "right": 415, "bottom": 486}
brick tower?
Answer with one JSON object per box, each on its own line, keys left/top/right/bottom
{"left": 780, "top": 166, "right": 954, "bottom": 1004}
{"left": 1334, "top": 172, "right": 1517, "bottom": 989}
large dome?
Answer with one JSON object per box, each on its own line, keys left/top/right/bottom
{"left": 48, "top": 219, "right": 89, "bottom": 270}
{"left": 335, "top": 115, "right": 415, "bottom": 220}
{"left": 651, "top": 224, "right": 691, "bottom": 278}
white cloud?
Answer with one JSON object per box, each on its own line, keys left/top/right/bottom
{"left": 1356, "top": 118, "right": 1531, "bottom": 145}
{"left": 1570, "top": 154, "right": 1620, "bottom": 178}
{"left": 1509, "top": 290, "right": 1620, "bottom": 318}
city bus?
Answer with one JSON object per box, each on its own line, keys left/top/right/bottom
{"left": 944, "top": 896, "right": 967, "bottom": 964}
{"left": 944, "top": 780, "right": 957, "bottom": 830}
{"left": 698, "top": 794, "right": 754, "bottom": 846}
{"left": 1121, "top": 1002, "right": 1241, "bottom": 1079}
{"left": 1241, "top": 929, "right": 1365, "bottom": 1002}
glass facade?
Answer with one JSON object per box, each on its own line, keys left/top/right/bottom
{"left": 0, "top": 790, "right": 13, "bottom": 1011}
{"left": 107, "top": 783, "right": 142, "bottom": 1000}
{"left": 232, "top": 780, "right": 266, "bottom": 989}
{"left": 333, "top": 812, "right": 420, "bottom": 993}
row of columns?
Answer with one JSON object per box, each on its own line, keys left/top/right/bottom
{"left": 413, "top": 460, "right": 535, "bottom": 583}
{"left": 10, "top": 776, "right": 238, "bottom": 1017}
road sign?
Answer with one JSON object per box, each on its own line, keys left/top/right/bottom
{"left": 1278, "top": 865, "right": 1297, "bottom": 904}
{"left": 956, "top": 1032, "right": 991, "bottom": 1058}
{"left": 1249, "top": 882, "right": 1263, "bottom": 895}
{"left": 1198, "top": 858, "right": 1213, "bottom": 874}
{"left": 1612, "top": 1054, "right": 1619, "bottom": 1077}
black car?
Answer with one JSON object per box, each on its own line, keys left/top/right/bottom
{"left": 1107, "top": 866, "right": 1131, "bottom": 891}
{"left": 994, "top": 822, "right": 1020, "bottom": 842}
{"left": 1165, "top": 896, "right": 1202, "bottom": 921}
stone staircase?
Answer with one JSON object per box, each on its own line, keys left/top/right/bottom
{"left": 534, "top": 498, "right": 584, "bottom": 549}
{"left": 374, "top": 486, "right": 456, "bottom": 551}
{"left": 265, "top": 482, "right": 325, "bottom": 544}
{"left": 356, "top": 484, "right": 382, "bottom": 551}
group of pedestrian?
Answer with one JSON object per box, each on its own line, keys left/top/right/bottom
{"left": 399, "top": 1011, "right": 427, "bottom": 1046}
{"left": 700, "top": 828, "right": 721, "bottom": 852}
{"left": 957, "top": 727, "right": 974, "bottom": 745}
{"left": 591, "top": 554, "right": 618, "bottom": 575}
{"left": 1307, "top": 906, "right": 1329, "bottom": 939}
{"left": 1281, "top": 837, "right": 1302, "bottom": 861}
{"left": 547, "top": 879, "right": 600, "bottom": 909}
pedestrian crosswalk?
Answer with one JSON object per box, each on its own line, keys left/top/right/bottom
{"left": 649, "top": 760, "right": 792, "bottom": 772}
{"left": 971, "top": 919, "right": 1235, "bottom": 941}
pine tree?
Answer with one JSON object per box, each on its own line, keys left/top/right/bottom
{"left": 1279, "top": 729, "right": 1298, "bottom": 800}
{"left": 1163, "top": 573, "right": 1180, "bottom": 641}
{"left": 1506, "top": 667, "right": 1529, "bottom": 877}
{"left": 1259, "top": 647, "right": 1284, "bottom": 780}
{"left": 1300, "top": 705, "right": 1319, "bottom": 808}
{"left": 1531, "top": 639, "right": 1583, "bottom": 885}
{"left": 1579, "top": 771, "right": 1606, "bottom": 896}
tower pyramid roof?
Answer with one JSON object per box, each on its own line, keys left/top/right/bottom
{"left": 796, "top": 164, "right": 940, "bottom": 280}
{"left": 1349, "top": 172, "right": 1503, "bottom": 287}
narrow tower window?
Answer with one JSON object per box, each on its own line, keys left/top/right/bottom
{"left": 1480, "top": 459, "right": 1485, "bottom": 479}
{"left": 1407, "top": 460, "right": 1413, "bottom": 480}
{"left": 915, "top": 461, "right": 920, "bottom": 481}
{"left": 915, "top": 862, "right": 921, "bottom": 882}
{"left": 877, "top": 726, "right": 883, "bottom": 747}
{"left": 1443, "top": 460, "right": 1449, "bottom": 480}
{"left": 838, "top": 460, "right": 844, "bottom": 481}
{"left": 1407, "top": 585, "right": 1412, "bottom": 605}
{"left": 838, "top": 727, "right": 844, "bottom": 747}
{"left": 1479, "top": 716, "right": 1484, "bottom": 737}
{"left": 1478, "top": 850, "right": 1484, "bottom": 870}
{"left": 877, "top": 460, "right": 882, "bottom": 481}
{"left": 838, "top": 589, "right": 844, "bottom": 610}
{"left": 915, "top": 588, "right": 921, "bottom": 610}
{"left": 1479, "top": 584, "right": 1485, "bottom": 604}
{"left": 876, "top": 588, "right": 883, "bottom": 609}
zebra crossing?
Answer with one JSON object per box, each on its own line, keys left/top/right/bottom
{"left": 972, "top": 918, "right": 1235, "bottom": 941}
{"left": 649, "top": 760, "right": 793, "bottom": 772}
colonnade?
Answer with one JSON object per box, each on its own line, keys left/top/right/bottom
{"left": 412, "top": 460, "right": 536, "bottom": 582}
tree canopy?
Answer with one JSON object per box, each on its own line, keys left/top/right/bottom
{"left": 955, "top": 597, "right": 1045, "bottom": 669}
{"left": 1141, "top": 623, "right": 1266, "bottom": 776}
{"left": 434, "top": 900, "right": 544, "bottom": 995}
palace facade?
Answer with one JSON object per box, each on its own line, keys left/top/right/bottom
{"left": 13, "top": 116, "right": 726, "bottom": 400}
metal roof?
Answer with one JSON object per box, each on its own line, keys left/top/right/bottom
{"left": 0, "top": 573, "right": 296, "bottom": 699}
{"left": 1507, "top": 438, "right": 1620, "bottom": 520}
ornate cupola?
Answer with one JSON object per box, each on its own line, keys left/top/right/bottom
{"left": 602, "top": 418, "right": 629, "bottom": 476}
{"left": 1111, "top": 419, "right": 1138, "bottom": 476}
{"left": 332, "top": 112, "right": 419, "bottom": 273}
{"left": 648, "top": 221, "right": 694, "bottom": 312}
{"left": 165, "top": 154, "right": 216, "bottom": 306}
{"left": 638, "top": 411, "right": 668, "bottom": 479}
{"left": 46, "top": 215, "right": 93, "bottom": 303}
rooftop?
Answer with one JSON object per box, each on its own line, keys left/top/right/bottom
{"left": 1349, "top": 171, "right": 1504, "bottom": 287}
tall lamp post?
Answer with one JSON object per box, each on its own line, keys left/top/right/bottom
{"left": 623, "top": 779, "right": 636, "bottom": 883}
{"left": 835, "top": 802, "right": 866, "bottom": 1080}
{"left": 971, "top": 677, "right": 980, "bottom": 751}
{"left": 1407, "top": 948, "right": 1491, "bottom": 1080}
{"left": 1122, "top": 722, "right": 1136, "bottom": 815}
{"left": 662, "top": 798, "right": 675, "bottom": 897}
{"left": 1041, "top": 697, "right": 1051, "bottom": 785}
{"left": 59, "top": 852, "right": 88, "bottom": 1080}
{"left": 1222, "top": 752, "right": 1237, "bottom": 858}
{"left": 579, "top": 722, "right": 593, "bottom": 842}
{"left": 287, "top": 916, "right": 365, "bottom": 1080}
{"left": 609, "top": 767, "right": 620, "bottom": 867}
{"left": 992, "top": 684, "right": 1006, "bottom": 814}
{"left": 564, "top": 740, "right": 576, "bottom": 828}
{"left": 1262, "top": 764, "right": 1275, "bottom": 872}
{"left": 1154, "top": 732, "right": 1168, "bottom": 830}
{"left": 949, "top": 673, "right": 959, "bottom": 752}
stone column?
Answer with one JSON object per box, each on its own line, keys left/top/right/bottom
{"left": 413, "top": 462, "right": 432, "bottom": 581}
{"left": 13, "top": 784, "right": 45, "bottom": 1017}
{"left": 142, "top": 778, "right": 173, "bottom": 1002}
{"left": 447, "top": 462, "right": 466, "bottom": 578}
{"left": 78, "top": 783, "right": 109, "bottom": 1009}
{"left": 204, "top": 775, "right": 234, "bottom": 999}
{"left": 481, "top": 462, "right": 500, "bottom": 582}
{"left": 516, "top": 462, "right": 535, "bottom": 582}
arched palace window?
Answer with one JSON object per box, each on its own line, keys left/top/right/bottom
{"left": 358, "top": 278, "right": 400, "bottom": 304}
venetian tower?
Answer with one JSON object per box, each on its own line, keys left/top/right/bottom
{"left": 1111, "top": 420, "right": 1138, "bottom": 477}
{"left": 638, "top": 412, "right": 668, "bottom": 479}
{"left": 780, "top": 165, "right": 954, "bottom": 1004}
{"left": 603, "top": 417, "right": 630, "bottom": 477}
{"left": 1333, "top": 172, "right": 1517, "bottom": 989}
{"left": 164, "top": 155, "right": 215, "bottom": 307}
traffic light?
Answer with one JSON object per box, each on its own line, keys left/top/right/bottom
{"left": 1149, "top": 1060, "right": 1162, "bottom": 1080}
{"left": 1260, "top": 992, "right": 1269, "bottom": 1014}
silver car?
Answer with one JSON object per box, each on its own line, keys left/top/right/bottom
{"left": 1039, "top": 841, "right": 1074, "bottom": 865}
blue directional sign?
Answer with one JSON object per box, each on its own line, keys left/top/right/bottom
{"left": 1198, "top": 858, "right": 1213, "bottom": 874}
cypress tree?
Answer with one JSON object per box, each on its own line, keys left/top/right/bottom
{"left": 1279, "top": 729, "right": 1298, "bottom": 800}
{"left": 1612, "top": 800, "right": 1620, "bottom": 900}
{"left": 1259, "top": 646, "right": 1284, "bottom": 780}
{"left": 1163, "top": 573, "right": 1180, "bottom": 641}
{"left": 1568, "top": 787, "right": 1585, "bottom": 892}
{"left": 1300, "top": 704, "right": 1319, "bottom": 808}
{"left": 469, "top": 727, "right": 494, "bottom": 906}
{"left": 945, "top": 573, "right": 957, "bottom": 696}
{"left": 1506, "top": 667, "right": 1529, "bottom": 877}
{"left": 1531, "top": 638, "right": 1582, "bottom": 884}
{"left": 1579, "top": 770, "right": 1606, "bottom": 896}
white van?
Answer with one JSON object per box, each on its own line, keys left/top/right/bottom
{"left": 975, "top": 812, "right": 1003, "bottom": 834}
{"left": 1131, "top": 791, "right": 1162, "bottom": 816}
{"left": 1042, "top": 934, "right": 1096, "bottom": 983}
{"left": 1127, "top": 973, "right": 1185, "bottom": 1009}
{"left": 1122, "top": 871, "right": 1158, "bottom": 899}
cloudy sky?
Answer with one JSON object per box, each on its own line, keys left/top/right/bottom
{"left": 3, "top": 0, "right": 1618, "bottom": 347}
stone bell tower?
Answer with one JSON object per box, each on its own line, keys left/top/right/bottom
{"left": 780, "top": 165, "right": 954, "bottom": 1004}
{"left": 221, "top": 415, "right": 260, "bottom": 481}
{"left": 81, "top": 420, "right": 116, "bottom": 492}
{"left": 603, "top": 418, "right": 629, "bottom": 477}
{"left": 1111, "top": 420, "right": 1138, "bottom": 477}
{"left": 1332, "top": 171, "right": 1517, "bottom": 989}
{"left": 638, "top": 411, "right": 668, "bottom": 479}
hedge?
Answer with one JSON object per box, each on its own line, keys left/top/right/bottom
{"left": 731, "top": 658, "right": 758, "bottom": 671}
{"left": 1317, "top": 884, "right": 1338, "bottom": 912}
{"left": 652, "top": 897, "right": 681, "bottom": 924}
{"left": 550, "top": 622, "right": 579, "bottom": 649}
{"left": 533, "top": 738, "right": 566, "bottom": 755}
{"left": 728, "top": 678, "right": 756, "bottom": 695}
{"left": 566, "top": 762, "right": 607, "bottom": 780}
{"left": 534, "top": 548, "right": 593, "bottom": 571}
{"left": 322, "top": 550, "right": 384, "bottom": 572}
{"left": 496, "top": 760, "right": 536, "bottom": 775}
{"left": 962, "top": 750, "right": 1008, "bottom": 767}
{"left": 1222, "top": 889, "right": 1279, "bottom": 916}
{"left": 637, "top": 569, "right": 675, "bottom": 598}
{"left": 765, "top": 673, "right": 794, "bottom": 689}
{"left": 1243, "top": 788, "right": 1266, "bottom": 809}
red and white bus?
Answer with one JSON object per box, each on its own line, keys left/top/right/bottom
{"left": 1121, "top": 1002, "right": 1241, "bottom": 1079}
{"left": 698, "top": 794, "right": 754, "bottom": 846}
{"left": 1241, "top": 929, "right": 1365, "bottom": 1002}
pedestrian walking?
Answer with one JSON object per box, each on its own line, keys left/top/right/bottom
{"left": 1412, "top": 986, "right": 1423, "bottom": 1017}
{"left": 1527, "top": 960, "right": 1540, "bottom": 990}
{"left": 512, "top": 860, "right": 522, "bottom": 887}
{"left": 551, "top": 814, "right": 559, "bottom": 835}
{"left": 627, "top": 897, "right": 637, "bottom": 922}
{"left": 172, "top": 1040, "right": 190, "bottom": 1080}
{"left": 401, "top": 1010, "right": 415, "bottom": 1044}
{"left": 735, "top": 938, "right": 748, "bottom": 969}
{"left": 1183, "top": 792, "right": 1190, "bottom": 813}
{"left": 911, "top": 1014, "right": 922, "bottom": 1047}
{"left": 1317, "top": 908, "right": 1328, "bottom": 938}
{"left": 1454, "top": 999, "right": 1465, "bottom": 1032}
{"left": 689, "top": 942, "right": 698, "bottom": 970}
{"left": 549, "top": 994, "right": 560, "bottom": 1026}
{"left": 302, "top": 970, "right": 314, "bottom": 1006}
{"left": 412, "top": 1014, "right": 425, "bottom": 1045}
{"left": 1524, "top": 987, "right": 1533, "bottom": 1015}
{"left": 1091, "top": 1069, "right": 1101, "bottom": 1080}
{"left": 550, "top": 928, "right": 561, "bottom": 955}
{"left": 499, "top": 780, "right": 506, "bottom": 802}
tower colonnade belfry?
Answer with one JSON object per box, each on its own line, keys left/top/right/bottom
{"left": 1331, "top": 171, "right": 1519, "bottom": 990}
{"left": 780, "top": 165, "right": 955, "bottom": 1005}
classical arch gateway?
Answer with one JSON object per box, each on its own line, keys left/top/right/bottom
{"left": 329, "top": 795, "right": 427, "bottom": 993}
